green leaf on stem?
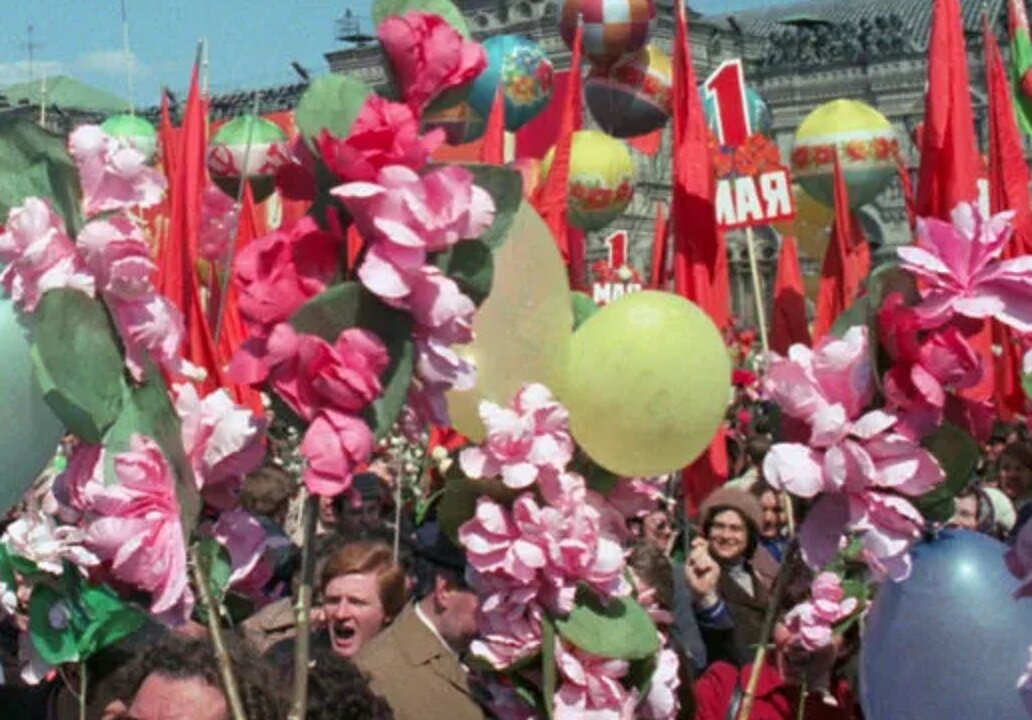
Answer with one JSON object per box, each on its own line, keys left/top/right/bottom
{"left": 291, "top": 281, "right": 415, "bottom": 439}
{"left": 914, "top": 422, "right": 980, "bottom": 523}
{"left": 541, "top": 614, "right": 557, "bottom": 719}
{"left": 75, "top": 584, "right": 146, "bottom": 659}
{"left": 296, "top": 75, "right": 371, "bottom": 147}
{"left": 28, "top": 584, "right": 79, "bottom": 665}
{"left": 571, "top": 291, "right": 599, "bottom": 330}
{"left": 30, "top": 289, "right": 126, "bottom": 443}
{"left": 434, "top": 240, "right": 494, "bottom": 306}
{"left": 555, "top": 587, "right": 660, "bottom": 661}
{"left": 371, "top": 0, "right": 471, "bottom": 37}
{"left": 197, "top": 538, "right": 234, "bottom": 607}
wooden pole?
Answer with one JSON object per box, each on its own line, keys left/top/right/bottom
{"left": 744, "top": 226, "right": 770, "bottom": 356}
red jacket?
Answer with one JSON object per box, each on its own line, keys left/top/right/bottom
{"left": 694, "top": 661, "right": 858, "bottom": 720}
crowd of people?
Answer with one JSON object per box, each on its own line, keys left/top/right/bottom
{"left": 0, "top": 406, "right": 1029, "bottom": 720}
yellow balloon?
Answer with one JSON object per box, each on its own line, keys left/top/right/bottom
{"left": 446, "top": 202, "right": 574, "bottom": 438}
{"left": 562, "top": 290, "right": 730, "bottom": 476}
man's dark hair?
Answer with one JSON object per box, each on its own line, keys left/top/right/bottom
{"left": 305, "top": 648, "right": 394, "bottom": 720}
{"left": 107, "top": 634, "right": 285, "bottom": 720}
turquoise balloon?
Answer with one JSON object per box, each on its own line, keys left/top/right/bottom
{"left": 467, "top": 35, "right": 554, "bottom": 132}
{"left": 701, "top": 84, "right": 772, "bottom": 141}
{"left": 861, "top": 530, "right": 1032, "bottom": 719}
{"left": 0, "top": 297, "right": 63, "bottom": 510}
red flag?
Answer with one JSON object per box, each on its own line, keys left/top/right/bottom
{"left": 649, "top": 201, "right": 668, "bottom": 289}
{"left": 813, "top": 157, "right": 869, "bottom": 340}
{"left": 987, "top": 16, "right": 1032, "bottom": 416}
{"left": 627, "top": 129, "right": 662, "bottom": 156}
{"left": 157, "top": 66, "right": 224, "bottom": 393}
{"left": 671, "top": 3, "right": 729, "bottom": 513}
{"left": 770, "top": 235, "right": 811, "bottom": 354}
{"left": 533, "top": 20, "right": 585, "bottom": 289}
{"left": 916, "top": 0, "right": 981, "bottom": 219}
{"left": 480, "top": 87, "right": 506, "bottom": 165}
{"left": 671, "top": 3, "right": 729, "bottom": 330}
{"left": 214, "top": 184, "right": 264, "bottom": 415}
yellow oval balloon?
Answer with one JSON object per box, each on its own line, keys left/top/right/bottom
{"left": 446, "top": 202, "right": 574, "bottom": 438}
{"left": 562, "top": 290, "right": 730, "bottom": 476}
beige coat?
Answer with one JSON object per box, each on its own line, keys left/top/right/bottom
{"left": 355, "top": 603, "right": 485, "bottom": 720}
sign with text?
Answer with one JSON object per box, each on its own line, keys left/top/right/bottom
{"left": 592, "top": 230, "right": 643, "bottom": 305}
{"left": 704, "top": 59, "right": 796, "bottom": 230}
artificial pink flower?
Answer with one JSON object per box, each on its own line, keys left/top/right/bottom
{"left": 76, "top": 214, "right": 155, "bottom": 302}
{"left": 175, "top": 384, "right": 266, "bottom": 509}
{"left": 471, "top": 587, "right": 544, "bottom": 670}
{"left": 408, "top": 267, "right": 476, "bottom": 343}
{"left": 783, "top": 572, "right": 858, "bottom": 651}
{"left": 606, "top": 476, "right": 668, "bottom": 519}
{"left": 199, "top": 184, "right": 238, "bottom": 262}
{"left": 300, "top": 410, "right": 374, "bottom": 496}
{"left": 377, "top": 11, "right": 487, "bottom": 115}
{"left": 68, "top": 125, "right": 165, "bottom": 217}
{"left": 460, "top": 383, "right": 574, "bottom": 492}
{"left": 317, "top": 96, "right": 444, "bottom": 184}
{"left": 460, "top": 497, "right": 546, "bottom": 584}
{"left": 555, "top": 642, "right": 634, "bottom": 720}
{"left": 899, "top": 203, "right": 1032, "bottom": 333}
{"left": 210, "top": 509, "right": 274, "bottom": 601}
{"left": 50, "top": 443, "right": 105, "bottom": 522}
{"left": 763, "top": 328, "right": 944, "bottom": 580}
{"left": 0, "top": 197, "right": 95, "bottom": 311}
{"left": 111, "top": 294, "right": 204, "bottom": 382}
{"left": 2, "top": 508, "right": 99, "bottom": 576}
{"left": 234, "top": 216, "right": 341, "bottom": 330}
{"left": 85, "top": 435, "right": 193, "bottom": 621}
{"left": 637, "top": 647, "right": 681, "bottom": 720}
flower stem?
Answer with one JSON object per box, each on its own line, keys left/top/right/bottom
{"left": 735, "top": 542, "right": 797, "bottom": 720}
{"left": 288, "top": 492, "right": 319, "bottom": 720}
{"left": 190, "top": 544, "right": 248, "bottom": 720}
{"left": 78, "top": 661, "right": 87, "bottom": 720}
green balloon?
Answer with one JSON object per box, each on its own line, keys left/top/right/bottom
{"left": 0, "top": 297, "right": 63, "bottom": 512}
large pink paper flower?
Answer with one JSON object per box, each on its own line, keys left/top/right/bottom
{"left": 606, "top": 476, "right": 668, "bottom": 519}
{"left": 68, "top": 125, "right": 165, "bottom": 217}
{"left": 0, "top": 197, "right": 95, "bottom": 312}
{"left": 555, "top": 642, "right": 634, "bottom": 720}
{"left": 50, "top": 443, "right": 106, "bottom": 523}
{"left": 377, "top": 11, "right": 487, "bottom": 115}
{"left": 637, "top": 647, "right": 681, "bottom": 720}
{"left": 85, "top": 435, "right": 193, "bottom": 621}
{"left": 111, "top": 294, "right": 204, "bottom": 382}
{"left": 782, "top": 572, "right": 858, "bottom": 651}
{"left": 211, "top": 509, "right": 274, "bottom": 602}
{"left": 317, "top": 96, "right": 444, "bottom": 183}
{"left": 460, "top": 384, "right": 574, "bottom": 492}
{"left": 299, "top": 409, "right": 374, "bottom": 497}
{"left": 763, "top": 327, "right": 944, "bottom": 580}
{"left": 2, "top": 508, "right": 99, "bottom": 576}
{"left": 470, "top": 587, "right": 544, "bottom": 670}
{"left": 898, "top": 203, "right": 1032, "bottom": 333}
{"left": 234, "top": 216, "right": 341, "bottom": 330}
{"left": 76, "top": 214, "right": 155, "bottom": 302}
{"left": 175, "top": 384, "right": 266, "bottom": 509}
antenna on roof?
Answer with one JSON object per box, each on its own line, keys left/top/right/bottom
{"left": 26, "top": 24, "right": 37, "bottom": 84}
{"left": 336, "top": 7, "right": 375, "bottom": 46}
{"left": 121, "top": 0, "right": 135, "bottom": 114}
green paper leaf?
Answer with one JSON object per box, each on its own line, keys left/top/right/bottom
{"left": 102, "top": 361, "right": 200, "bottom": 535}
{"left": 0, "top": 118, "right": 83, "bottom": 234}
{"left": 30, "top": 289, "right": 126, "bottom": 443}
{"left": 571, "top": 291, "right": 599, "bottom": 330}
{"left": 915, "top": 423, "right": 980, "bottom": 523}
{"left": 626, "top": 654, "right": 658, "bottom": 697}
{"left": 28, "top": 584, "right": 79, "bottom": 665}
{"left": 76, "top": 584, "right": 146, "bottom": 659}
{"left": 0, "top": 546, "right": 16, "bottom": 591}
{"left": 464, "top": 165, "right": 522, "bottom": 251}
{"left": 372, "top": 0, "right": 470, "bottom": 37}
{"left": 555, "top": 587, "right": 660, "bottom": 661}
{"left": 434, "top": 240, "right": 494, "bottom": 306}
{"left": 541, "top": 614, "right": 556, "bottom": 719}
{"left": 436, "top": 476, "right": 518, "bottom": 544}
{"left": 291, "top": 282, "right": 415, "bottom": 439}
{"left": 197, "top": 538, "right": 233, "bottom": 606}
{"left": 296, "top": 75, "right": 371, "bottom": 147}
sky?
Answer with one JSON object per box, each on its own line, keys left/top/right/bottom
{"left": 0, "top": 0, "right": 786, "bottom": 109}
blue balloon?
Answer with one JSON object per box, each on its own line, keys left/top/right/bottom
{"left": 467, "top": 35, "right": 553, "bottom": 132}
{"left": 700, "top": 84, "right": 772, "bottom": 141}
{"left": 861, "top": 530, "right": 1032, "bottom": 719}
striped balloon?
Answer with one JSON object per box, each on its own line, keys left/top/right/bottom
{"left": 560, "top": 0, "right": 656, "bottom": 67}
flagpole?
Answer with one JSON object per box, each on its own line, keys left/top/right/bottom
{"left": 121, "top": 0, "right": 134, "bottom": 114}
{"left": 744, "top": 226, "right": 770, "bottom": 355}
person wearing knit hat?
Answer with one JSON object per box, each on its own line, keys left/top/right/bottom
{"left": 689, "top": 486, "right": 779, "bottom": 667}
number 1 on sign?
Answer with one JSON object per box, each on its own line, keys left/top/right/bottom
{"left": 703, "top": 59, "right": 750, "bottom": 148}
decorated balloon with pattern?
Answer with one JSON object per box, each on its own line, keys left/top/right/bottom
{"left": 541, "top": 129, "right": 636, "bottom": 231}
{"left": 560, "top": 0, "right": 656, "bottom": 67}
{"left": 100, "top": 114, "right": 158, "bottom": 163}
{"left": 467, "top": 35, "right": 554, "bottom": 132}
{"left": 791, "top": 99, "right": 899, "bottom": 209}
{"left": 206, "top": 115, "right": 289, "bottom": 202}
{"left": 422, "top": 101, "right": 487, "bottom": 145}
{"left": 701, "top": 84, "right": 772, "bottom": 141}
{"left": 585, "top": 44, "right": 671, "bottom": 138}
